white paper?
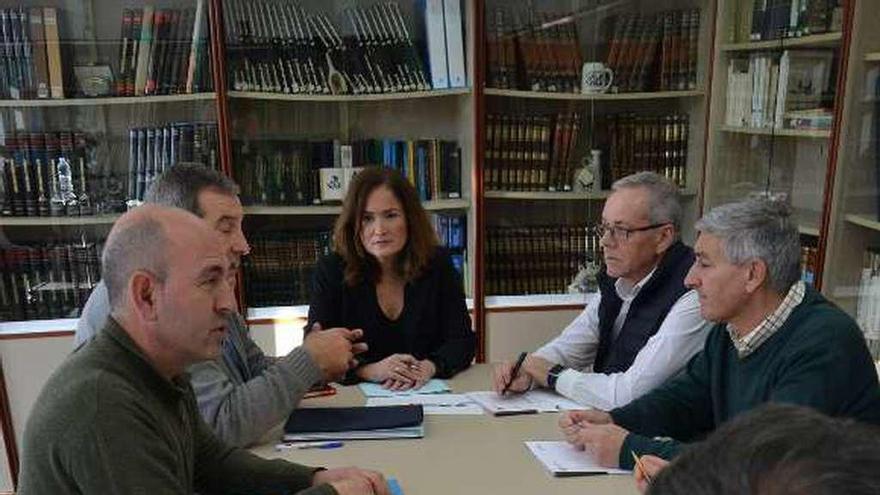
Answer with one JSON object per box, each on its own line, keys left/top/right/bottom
{"left": 525, "top": 441, "right": 630, "bottom": 476}
{"left": 465, "top": 390, "right": 586, "bottom": 415}
{"left": 366, "top": 394, "right": 484, "bottom": 415}
{"left": 525, "top": 389, "right": 587, "bottom": 411}
{"left": 465, "top": 391, "right": 540, "bottom": 415}
{"left": 358, "top": 379, "right": 451, "bottom": 398}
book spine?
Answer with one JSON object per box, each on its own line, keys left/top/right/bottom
{"left": 117, "top": 9, "right": 132, "bottom": 96}
{"left": 134, "top": 6, "right": 154, "bottom": 95}
{"left": 41, "top": 8, "right": 62, "bottom": 99}
{"left": 185, "top": 0, "right": 206, "bottom": 93}
{"left": 28, "top": 8, "right": 48, "bottom": 98}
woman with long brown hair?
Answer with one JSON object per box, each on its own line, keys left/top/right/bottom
{"left": 307, "top": 167, "right": 475, "bottom": 390}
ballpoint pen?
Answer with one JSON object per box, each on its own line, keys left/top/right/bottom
{"left": 502, "top": 352, "right": 528, "bottom": 395}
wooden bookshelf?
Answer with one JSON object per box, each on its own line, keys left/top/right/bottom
{"left": 0, "top": 93, "right": 217, "bottom": 108}
{"left": 483, "top": 88, "right": 704, "bottom": 101}
{"left": 485, "top": 190, "right": 610, "bottom": 200}
{"left": 227, "top": 88, "right": 471, "bottom": 103}
{"left": 721, "top": 32, "right": 842, "bottom": 52}
{"left": 244, "top": 199, "right": 469, "bottom": 216}
{"left": 719, "top": 125, "right": 832, "bottom": 139}
{"left": 485, "top": 190, "right": 699, "bottom": 201}
{"left": 0, "top": 215, "right": 120, "bottom": 226}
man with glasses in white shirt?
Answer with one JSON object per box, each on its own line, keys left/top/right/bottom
{"left": 492, "top": 171, "right": 710, "bottom": 410}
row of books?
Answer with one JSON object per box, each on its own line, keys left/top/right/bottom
{"left": 603, "top": 113, "right": 689, "bottom": 189}
{"left": 366, "top": 139, "right": 462, "bottom": 201}
{"left": 0, "top": 132, "right": 95, "bottom": 217}
{"left": 724, "top": 50, "right": 835, "bottom": 131}
{"left": 127, "top": 122, "right": 219, "bottom": 203}
{"left": 223, "top": 0, "right": 460, "bottom": 95}
{"left": 485, "top": 8, "right": 583, "bottom": 93}
{"left": 0, "top": 7, "right": 63, "bottom": 99}
{"left": 730, "top": 0, "right": 842, "bottom": 43}
{"left": 430, "top": 213, "right": 466, "bottom": 277}
{"left": 0, "top": 240, "right": 102, "bottom": 321}
{"left": 116, "top": 4, "right": 213, "bottom": 96}
{"left": 241, "top": 230, "right": 332, "bottom": 308}
{"left": 856, "top": 248, "right": 880, "bottom": 357}
{"left": 604, "top": 10, "right": 700, "bottom": 93}
{"left": 484, "top": 112, "right": 581, "bottom": 192}
{"left": 234, "top": 138, "right": 462, "bottom": 207}
{"left": 485, "top": 224, "right": 600, "bottom": 296}
{"left": 242, "top": 214, "right": 466, "bottom": 308}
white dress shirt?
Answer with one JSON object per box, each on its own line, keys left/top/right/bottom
{"left": 533, "top": 269, "right": 710, "bottom": 411}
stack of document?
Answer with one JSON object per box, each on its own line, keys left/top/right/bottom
{"left": 283, "top": 405, "right": 424, "bottom": 441}
{"left": 525, "top": 441, "right": 630, "bottom": 477}
{"left": 366, "top": 394, "right": 484, "bottom": 415}
{"left": 466, "top": 390, "right": 584, "bottom": 416}
{"left": 358, "top": 379, "right": 451, "bottom": 397}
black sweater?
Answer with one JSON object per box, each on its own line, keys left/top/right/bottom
{"left": 307, "top": 248, "right": 476, "bottom": 380}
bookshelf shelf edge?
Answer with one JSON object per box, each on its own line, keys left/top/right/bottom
{"left": 720, "top": 32, "right": 842, "bottom": 52}
{"left": 227, "top": 88, "right": 471, "bottom": 103}
{"left": 0, "top": 93, "right": 217, "bottom": 108}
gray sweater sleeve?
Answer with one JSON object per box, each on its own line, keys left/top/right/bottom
{"left": 190, "top": 343, "right": 324, "bottom": 447}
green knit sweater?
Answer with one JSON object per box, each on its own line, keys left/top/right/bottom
{"left": 611, "top": 286, "right": 880, "bottom": 469}
{"left": 18, "top": 318, "right": 336, "bottom": 495}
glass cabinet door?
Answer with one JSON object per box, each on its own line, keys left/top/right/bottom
{"left": 481, "top": 0, "right": 712, "bottom": 303}
{"left": 704, "top": 0, "right": 845, "bottom": 289}
{"left": 0, "top": 0, "right": 217, "bottom": 322}
{"left": 824, "top": 1, "right": 880, "bottom": 358}
{"left": 221, "top": 0, "right": 475, "bottom": 315}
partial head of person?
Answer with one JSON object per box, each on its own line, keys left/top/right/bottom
{"left": 647, "top": 403, "right": 880, "bottom": 495}
{"left": 103, "top": 205, "right": 236, "bottom": 379}
{"left": 685, "top": 197, "right": 800, "bottom": 328}
{"left": 145, "top": 163, "right": 249, "bottom": 264}
{"left": 599, "top": 171, "right": 682, "bottom": 284}
{"left": 333, "top": 167, "right": 437, "bottom": 285}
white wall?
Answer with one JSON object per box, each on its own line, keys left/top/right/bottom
{"left": 0, "top": 335, "right": 74, "bottom": 493}
{"left": 485, "top": 309, "right": 581, "bottom": 363}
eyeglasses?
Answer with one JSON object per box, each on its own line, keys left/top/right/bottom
{"left": 596, "top": 222, "right": 670, "bottom": 242}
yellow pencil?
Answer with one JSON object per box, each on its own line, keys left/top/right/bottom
{"left": 631, "top": 451, "right": 654, "bottom": 484}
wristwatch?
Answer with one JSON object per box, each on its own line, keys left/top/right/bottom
{"left": 546, "top": 364, "right": 566, "bottom": 391}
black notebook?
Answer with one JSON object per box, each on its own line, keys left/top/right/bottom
{"left": 283, "top": 405, "right": 425, "bottom": 441}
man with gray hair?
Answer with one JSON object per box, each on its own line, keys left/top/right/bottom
{"left": 560, "top": 197, "right": 880, "bottom": 471}
{"left": 73, "top": 164, "right": 366, "bottom": 447}
{"left": 492, "top": 171, "right": 710, "bottom": 409}
{"left": 20, "top": 205, "right": 388, "bottom": 495}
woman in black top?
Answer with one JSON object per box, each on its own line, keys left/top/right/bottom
{"left": 307, "top": 167, "right": 475, "bottom": 390}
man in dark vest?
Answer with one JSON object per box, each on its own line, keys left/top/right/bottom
{"left": 492, "top": 171, "right": 710, "bottom": 409}
{"left": 559, "top": 198, "right": 880, "bottom": 471}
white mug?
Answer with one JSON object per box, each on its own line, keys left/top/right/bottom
{"left": 581, "top": 62, "right": 613, "bottom": 94}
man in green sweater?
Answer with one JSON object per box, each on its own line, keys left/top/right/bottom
{"left": 18, "top": 205, "right": 389, "bottom": 495}
{"left": 559, "top": 198, "right": 880, "bottom": 470}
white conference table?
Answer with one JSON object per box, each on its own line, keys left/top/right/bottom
{"left": 251, "top": 364, "right": 639, "bottom": 495}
